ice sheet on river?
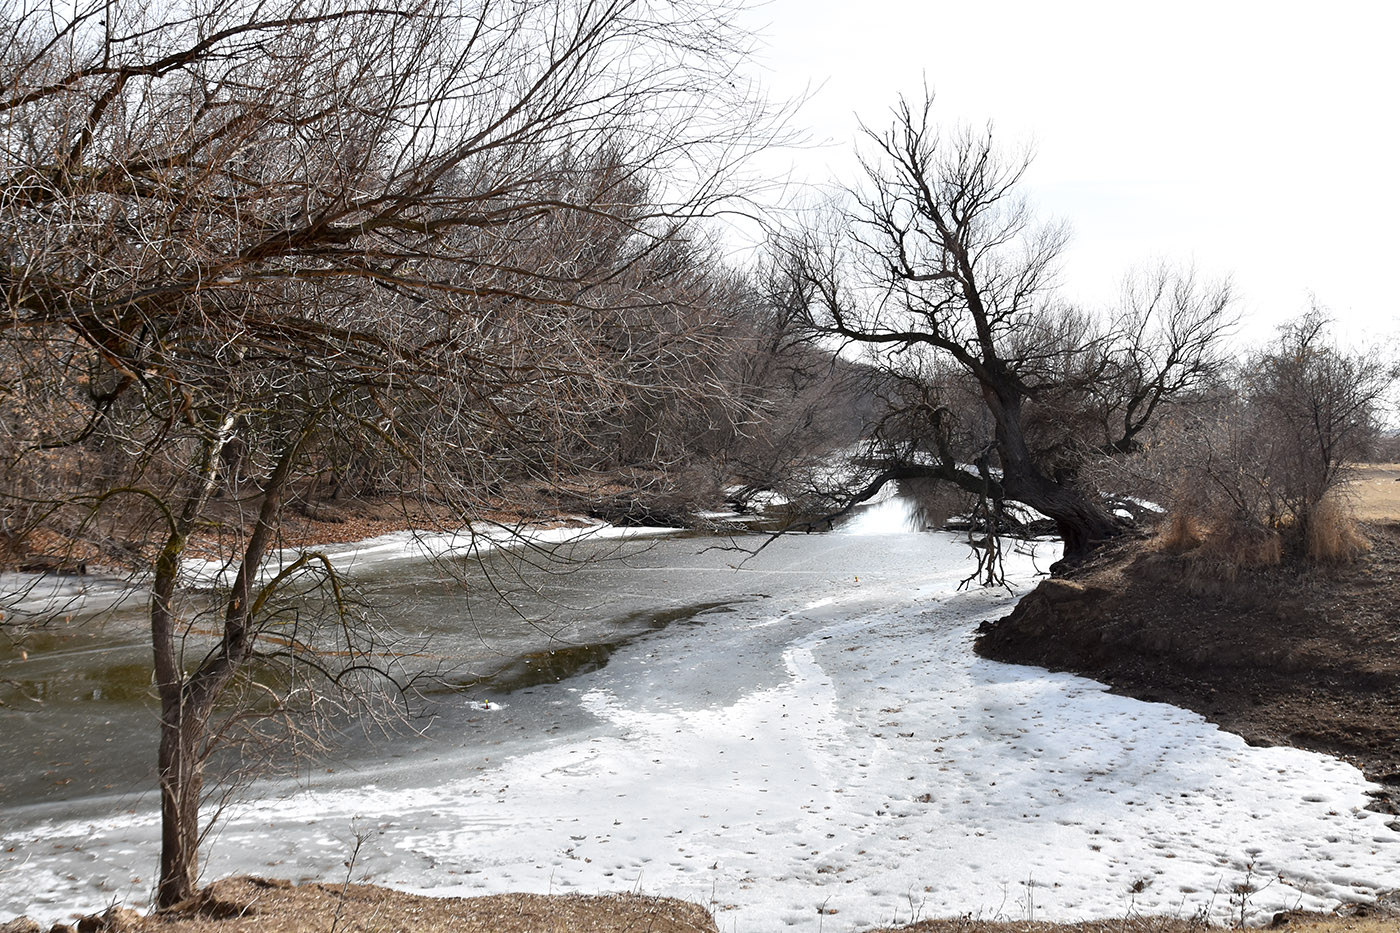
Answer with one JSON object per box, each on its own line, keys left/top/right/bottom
{"left": 2, "top": 533, "right": 1397, "bottom": 930}
{"left": 179, "top": 520, "right": 678, "bottom": 589}
{"left": 1, "top": 520, "right": 674, "bottom": 620}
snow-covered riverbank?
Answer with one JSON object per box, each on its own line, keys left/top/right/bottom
{"left": 2, "top": 530, "right": 1397, "bottom": 929}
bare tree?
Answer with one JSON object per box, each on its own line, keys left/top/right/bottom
{"left": 0, "top": 0, "right": 781, "bottom": 906}
{"left": 1158, "top": 308, "right": 1397, "bottom": 565}
{"left": 774, "top": 92, "right": 1234, "bottom": 559}
{"left": 1247, "top": 308, "right": 1396, "bottom": 531}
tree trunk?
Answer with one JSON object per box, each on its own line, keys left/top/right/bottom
{"left": 156, "top": 700, "right": 205, "bottom": 908}
{"left": 148, "top": 417, "right": 236, "bottom": 909}
{"left": 149, "top": 421, "right": 309, "bottom": 908}
{"left": 990, "top": 391, "right": 1122, "bottom": 558}
{"left": 1026, "top": 481, "right": 1122, "bottom": 557}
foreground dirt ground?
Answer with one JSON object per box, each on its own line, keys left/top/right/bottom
{"left": 30, "top": 875, "right": 1398, "bottom": 933}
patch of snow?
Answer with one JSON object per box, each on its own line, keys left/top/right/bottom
{"left": 839, "top": 494, "right": 923, "bottom": 535}
{"left": 1006, "top": 503, "right": 1051, "bottom": 524}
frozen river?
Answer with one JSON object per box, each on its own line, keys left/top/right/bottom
{"left": 2, "top": 521, "right": 1399, "bottom": 929}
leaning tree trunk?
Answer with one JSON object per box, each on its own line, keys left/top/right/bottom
{"left": 990, "top": 391, "right": 1123, "bottom": 559}
{"left": 1017, "top": 477, "right": 1122, "bottom": 557}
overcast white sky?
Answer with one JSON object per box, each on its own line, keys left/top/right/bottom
{"left": 735, "top": 0, "right": 1399, "bottom": 349}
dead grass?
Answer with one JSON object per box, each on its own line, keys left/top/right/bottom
{"left": 1155, "top": 511, "right": 1205, "bottom": 554}
{"left": 1201, "top": 520, "right": 1283, "bottom": 571}
{"left": 1160, "top": 516, "right": 1282, "bottom": 590}
{"left": 108, "top": 877, "right": 719, "bottom": 933}
{"left": 1305, "top": 495, "right": 1371, "bottom": 563}
{"left": 50, "top": 877, "right": 1397, "bottom": 933}
{"left": 1349, "top": 462, "right": 1400, "bottom": 522}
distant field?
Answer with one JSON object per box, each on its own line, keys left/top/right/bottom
{"left": 1352, "top": 462, "right": 1400, "bottom": 521}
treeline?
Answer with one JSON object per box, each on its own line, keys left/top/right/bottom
{"left": 0, "top": 170, "right": 867, "bottom": 563}
{"left": 0, "top": 0, "right": 878, "bottom": 578}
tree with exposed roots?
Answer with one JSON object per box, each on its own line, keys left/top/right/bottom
{"left": 0, "top": 0, "right": 782, "bottom": 906}
{"left": 773, "top": 92, "right": 1234, "bottom": 566}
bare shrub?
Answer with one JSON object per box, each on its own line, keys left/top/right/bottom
{"left": 1246, "top": 309, "right": 1395, "bottom": 533}
{"left": 1196, "top": 518, "right": 1282, "bottom": 576}
{"left": 1161, "top": 309, "right": 1395, "bottom": 568}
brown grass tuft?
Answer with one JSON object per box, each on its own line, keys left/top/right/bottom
{"left": 1156, "top": 511, "right": 1205, "bottom": 554}
{"left": 1155, "top": 504, "right": 1283, "bottom": 584}
{"left": 1201, "top": 519, "right": 1283, "bottom": 571}
{"left": 1170, "top": 518, "right": 1283, "bottom": 592}
{"left": 116, "top": 876, "right": 722, "bottom": 933}
{"left": 1306, "top": 495, "right": 1371, "bottom": 563}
